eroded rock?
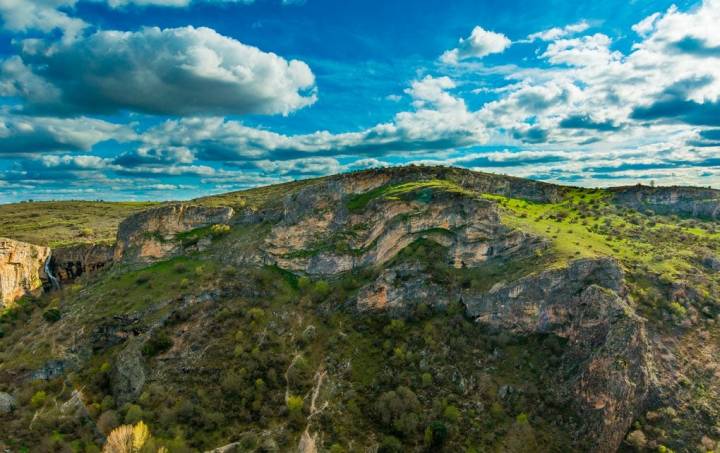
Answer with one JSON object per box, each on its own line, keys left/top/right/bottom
{"left": 114, "top": 204, "right": 234, "bottom": 263}
{"left": 52, "top": 243, "right": 114, "bottom": 282}
{"left": 111, "top": 339, "right": 146, "bottom": 404}
{"left": 465, "top": 258, "right": 653, "bottom": 453}
{"left": 0, "top": 391, "right": 16, "bottom": 414}
{"left": 0, "top": 237, "right": 50, "bottom": 307}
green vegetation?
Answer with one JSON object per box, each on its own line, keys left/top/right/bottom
{"left": 0, "top": 200, "right": 159, "bottom": 246}
{"left": 1, "top": 168, "right": 719, "bottom": 452}
{"left": 347, "top": 179, "right": 473, "bottom": 212}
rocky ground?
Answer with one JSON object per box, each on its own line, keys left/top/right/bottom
{"left": 1, "top": 165, "right": 719, "bottom": 452}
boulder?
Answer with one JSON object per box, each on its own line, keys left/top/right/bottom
{"left": 0, "top": 392, "right": 16, "bottom": 414}
{"left": 110, "top": 339, "right": 146, "bottom": 405}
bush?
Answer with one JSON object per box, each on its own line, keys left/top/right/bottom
{"left": 210, "top": 224, "right": 231, "bottom": 237}
{"left": 668, "top": 302, "right": 686, "bottom": 317}
{"left": 142, "top": 332, "right": 173, "bottom": 357}
{"left": 424, "top": 421, "right": 448, "bottom": 448}
{"left": 626, "top": 429, "right": 647, "bottom": 449}
{"left": 378, "top": 435, "right": 403, "bottom": 453}
{"left": 31, "top": 390, "right": 47, "bottom": 407}
{"left": 375, "top": 386, "right": 421, "bottom": 436}
{"left": 443, "top": 405, "right": 461, "bottom": 423}
{"left": 42, "top": 308, "right": 61, "bottom": 323}
{"left": 97, "top": 410, "right": 120, "bottom": 435}
{"left": 287, "top": 395, "right": 304, "bottom": 414}
{"left": 124, "top": 404, "right": 143, "bottom": 424}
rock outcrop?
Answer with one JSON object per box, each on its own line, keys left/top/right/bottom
{"left": 611, "top": 185, "right": 720, "bottom": 219}
{"left": 110, "top": 338, "right": 146, "bottom": 405}
{"left": 0, "top": 237, "right": 50, "bottom": 307}
{"left": 0, "top": 391, "right": 15, "bottom": 414}
{"left": 114, "top": 204, "right": 235, "bottom": 263}
{"left": 465, "top": 258, "right": 653, "bottom": 453}
{"left": 263, "top": 187, "right": 545, "bottom": 275}
{"left": 52, "top": 243, "right": 114, "bottom": 282}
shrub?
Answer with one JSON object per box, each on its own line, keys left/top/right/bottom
{"left": 421, "top": 373, "right": 432, "bottom": 387}
{"left": 124, "top": 404, "right": 143, "bottom": 424}
{"left": 626, "top": 429, "right": 647, "bottom": 449}
{"left": 97, "top": 410, "right": 120, "bottom": 435}
{"left": 31, "top": 390, "right": 47, "bottom": 407}
{"left": 378, "top": 436, "right": 403, "bottom": 453}
{"left": 210, "top": 224, "right": 231, "bottom": 237}
{"left": 375, "top": 386, "right": 421, "bottom": 436}
{"left": 668, "top": 302, "right": 687, "bottom": 317}
{"left": 42, "top": 308, "right": 61, "bottom": 323}
{"left": 424, "top": 421, "right": 448, "bottom": 448}
{"left": 142, "top": 332, "right": 173, "bottom": 357}
{"left": 443, "top": 405, "right": 461, "bottom": 423}
{"left": 287, "top": 395, "right": 304, "bottom": 414}
{"left": 103, "top": 421, "right": 152, "bottom": 453}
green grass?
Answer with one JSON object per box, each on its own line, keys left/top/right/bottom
{"left": 0, "top": 200, "right": 159, "bottom": 247}
{"left": 346, "top": 179, "right": 474, "bottom": 212}
{"left": 482, "top": 191, "right": 720, "bottom": 283}
{"left": 193, "top": 178, "right": 322, "bottom": 210}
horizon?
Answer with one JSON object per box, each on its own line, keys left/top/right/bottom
{"left": 1, "top": 0, "right": 720, "bottom": 202}
{"left": 2, "top": 164, "right": 715, "bottom": 205}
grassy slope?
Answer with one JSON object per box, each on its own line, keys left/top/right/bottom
{"left": 0, "top": 201, "right": 160, "bottom": 247}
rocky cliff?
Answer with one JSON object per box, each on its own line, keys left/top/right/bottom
{"left": 611, "top": 185, "right": 720, "bottom": 219}
{"left": 0, "top": 238, "right": 50, "bottom": 307}
{"left": 51, "top": 243, "right": 114, "bottom": 282}
{"left": 114, "top": 203, "right": 235, "bottom": 263}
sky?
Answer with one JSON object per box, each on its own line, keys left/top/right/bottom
{"left": 0, "top": 0, "right": 718, "bottom": 202}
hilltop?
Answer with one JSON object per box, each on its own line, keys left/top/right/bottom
{"left": 0, "top": 166, "right": 719, "bottom": 453}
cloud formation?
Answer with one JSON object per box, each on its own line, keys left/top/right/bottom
{"left": 526, "top": 20, "right": 590, "bottom": 42}
{"left": 0, "top": 114, "right": 129, "bottom": 155}
{"left": 0, "top": 0, "right": 86, "bottom": 41}
{"left": 138, "top": 75, "right": 486, "bottom": 162}
{"left": 440, "top": 26, "right": 511, "bottom": 64}
{"left": 0, "top": 26, "right": 316, "bottom": 116}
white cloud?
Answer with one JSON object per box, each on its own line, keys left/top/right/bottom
{"left": 631, "top": 12, "right": 661, "bottom": 37}
{"left": 440, "top": 26, "right": 511, "bottom": 64}
{"left": 0, "top": 0, "right": 86, "bottom": 41}
{"left": 139, "top": 75, "right": 487, "bottom": 161}
{"left": 526, "top": 20, "right": 590, "bottom": 42}
{"left": 1, "top": 26, "right": 316, "bottom": 116}
{"left": 541, "top": 33, "right": 621, "bottom": 67}
{"left": 0, "top": 114, "right": 130, "bottom": 155}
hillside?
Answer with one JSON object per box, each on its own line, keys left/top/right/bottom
{"left": 1, "top": 166, "right": 720, "bottom": 453}
{"left": 0, "top": 201, "right": 160, "bottom": 248}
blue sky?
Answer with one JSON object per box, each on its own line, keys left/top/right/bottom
{"left": 0, "top": 0, "right": 717, "bottom": 202}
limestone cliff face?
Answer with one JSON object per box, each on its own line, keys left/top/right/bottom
{"left": 114, "top": 204, "right": 235, "bottom": 263}
{"left": 261, "top": 185, "right": 545, "bottom": 276}
{"left": 611, "top": 185, "right": 720, "bottom": 219}
{"left": 0, "top": 238, "right": 50, "bottom": 307}
{"left": 52, "top": 243, "right": 114, "bottom": 282}
{"left": 464, "top": 258, "right": 652, "bottom": 453}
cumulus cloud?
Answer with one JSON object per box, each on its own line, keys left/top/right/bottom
{"left": 440, "top": 26, "right": 511, "bottom": 64}
{"left": 526, "top": 20, "right": 590, "bottom": 42}
{"left": 138, "top": 75, "right": 487, "bottom": 162}
{"left": 0, "top": 26, "right": 316, "bottom": 116}
{"left": 0, "top": 0, "right": 86, "bottom": 41}
{"left": 0, "top": 114, "right": 129, "bottom": 155}
{"left": 541, "top": 33, "right": 621, "bottom": 66}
